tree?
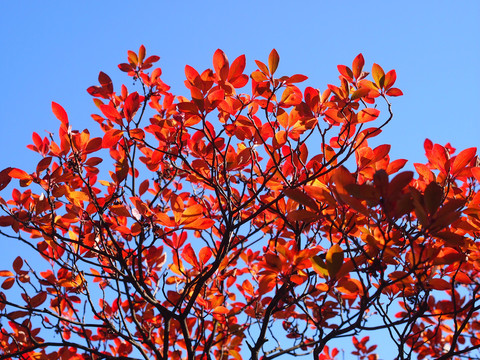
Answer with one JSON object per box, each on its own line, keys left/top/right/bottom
{"left": 0, "top": 45, "right": 479, "bottom": 360}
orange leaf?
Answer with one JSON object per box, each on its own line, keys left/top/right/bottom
{"left": 311, "top": 256, "right": 328, "bottom": 277}
{"left": 279, "top": 86, "right": 302, "bottom": 107}
{"left": 268, "top": 49, "right": 279, "bottom": 75}
{"left": 185, "top": 65, "right": 201, "bottom": 86}
{"left": 138, "top": 45, "right": 146, "bottom": 65}
{"left": 128, "top": 50, "right": 138, "bottom": 66}
{"left": 273, "top": 130, "right": 287, "bottom": 149}
{"left": 357, "top": 108, "right": 380, "bottom": 123}
{"left": 371, "top": 63, "right": 385, "bottom": 88}
{"left": 326, "top": 244, "right": 344, "bottom": 278}
{"left": 414, "top": 163, "right": 434, "bottom": 183}
{"left": 8, "top": 168, "right": 31, "bottom": 180}
{"left": 337, "top": 65, "right": 354, "bottom": 82}
{"left": 255, "top": 60, "right": 269, "bottom": 76}
{"left": 183, "top": 218, "right": 215, "bottom": 230}
{"left": 351, "top": 87, "right": 370, "bottom": 100}
{"left": 213, "top": 306, "right": 229, "bottom": 314}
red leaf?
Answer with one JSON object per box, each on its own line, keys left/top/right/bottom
{"left": 98, "top": 72, "right": 113, "bottom": 95}
{"left": 185, "top": 65, "right": 201, "bottom": 86}
{"left": 100, "top": 104, "right": 123, "bottom": 124}
{"left": 451, "top": 147, "right": 476, "bottom": 177}
{"left": 30, "top": 291, "right": 47, "bottom": 308}
{"left": 287, "top": 209, "right": 320, "bottom": 223}
{"left": 424, "top": 181, "right": 443, "bottom": 215}
{"left": 284, "top": 188, "right": 319, "bottom": 211}
{"left": 0, "top": 167, "right": 13, "bottom": 191}
{"left": 228, "top": 54, "right": 246, "bottom": 80}
{"left": 286, "top": 74, "right": 308, "bottom": 84}
{"left": 118, "top": 63, "right": 134, "bottom": 73}
{"left": 52, "top": 102, "right": 68, "bottom": 124}
{"left": 139, "top": 179, "right": 149, "bottom": 196}
{"left": 85, "top": 137, "right": 103, "bottom": 154}
{"left": 414, "top": 163, "right": 435, "bottom": 183}
{"left": 388, "top": 171, "right": 414, "bottom": 196}
{"left": 143, "top": 55, "right": 160, "bottom": 65}
{"left": 198, "top": 247, "right": 212, "bottom": 265}
{"left": 429, "top": 144, "right": 450, "bottom": 175}
{"left": 383, "top": 69, "right": 397, "bottom": 90}
{"left": 13, "top": 256, "right": 23, "bottom": 274}
{"left": 386, "top": 159, "right": 408, "bottom": 174}
{"left": 352, "top": 54, "right": 365, "bottom": 79}
{"left": 337, "top": 65, "right": 354, "bottom": 82}
{"left": 124, "top": 92, "right": 140, "bottom": 121}
{"left": 181, "top": 244, "right": 199, "bottom": 268}
{"left": 102, "top": 129, "right": 124, "bottom": 148}
{"left": 386, "top": 88, "right": 403, "bottom": 97}
{"left": 428, "top": 278, "right": 450, "bottom": 290}
{"left": 213, "top": 49, "right": 229, "bottom": 81}
{"left": 1, "top": 277, "right": 14, "bottom": 290}
{"left": 372, "top": 144, "right": 391, "bottom": 162}
{"left": 36, "top": 157, "right": 52, "bottom": 173}
{"left": 351, "top": 87, "right": 370, "bottom": 100}
{"left": 472, "top": 167, "right": 480, "bottom": 182}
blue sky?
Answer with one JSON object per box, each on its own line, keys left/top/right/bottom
{"left": 0, "top": 1, "right": 479, "bottom": 358}
{"left": 1, "top": 1, "right": 478, "bottom": 173}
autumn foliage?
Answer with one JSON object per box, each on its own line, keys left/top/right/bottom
{"left": 0, "top": 46, "right": 479, "bottom": 360}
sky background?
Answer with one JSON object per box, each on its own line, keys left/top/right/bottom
{"left": 0, "top": 1, "right": 479, "bottom": 358}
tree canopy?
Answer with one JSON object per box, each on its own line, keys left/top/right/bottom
{"left": 0, "top": 46, "right": 479, "bottom": 360}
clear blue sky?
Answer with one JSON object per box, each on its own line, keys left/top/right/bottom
{"left": 1, "top": 1, "right": 478, "bottom": 172}
{"left": 0, "top": 1, "right": 479, "bottom": 358}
